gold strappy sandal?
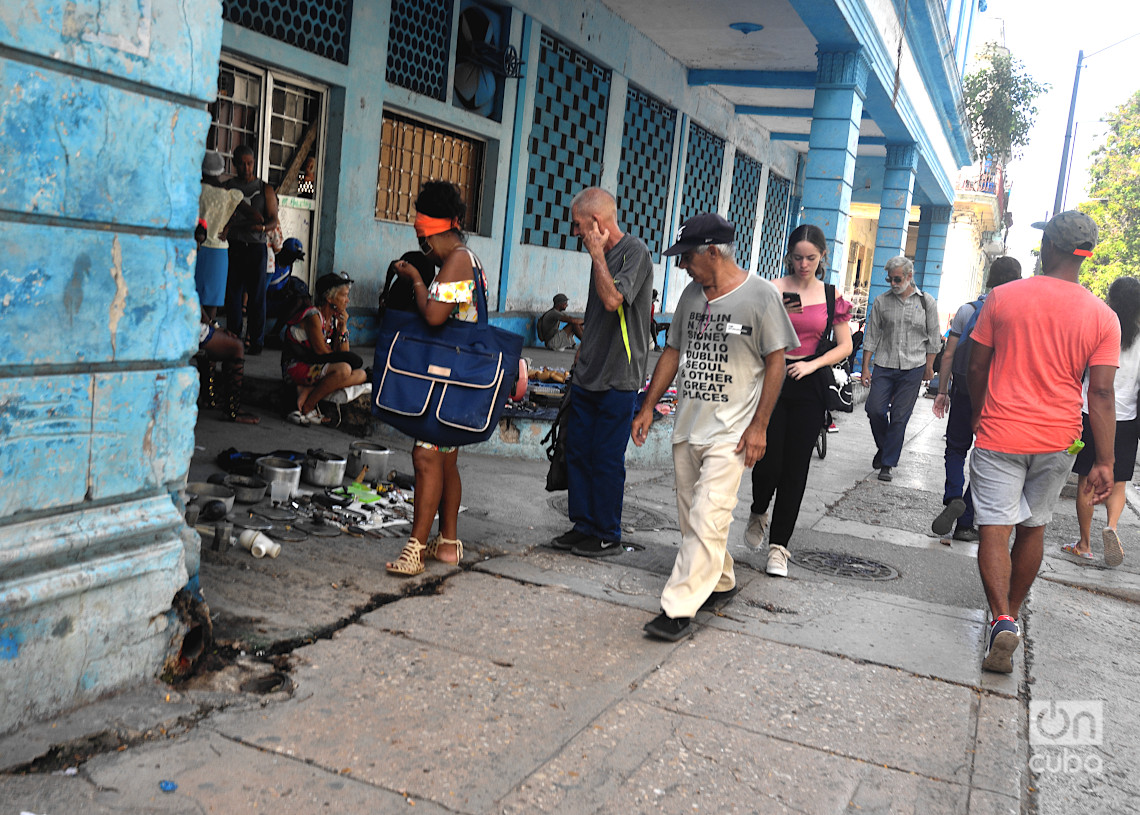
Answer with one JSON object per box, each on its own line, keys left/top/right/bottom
{"left": 424, "top": 534, "right": 463, "bottom": 565}
{"left": 386, "top": 537, "right": 425, "bottom": 576}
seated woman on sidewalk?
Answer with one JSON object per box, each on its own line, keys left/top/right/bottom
{"left": 1066, "top": 275, "right": 1140, "bottom": 567}
{"left": 280, "top": 272, "right": 368, "bottom": 426}
{"left": 384, "top": 181, "right": 482, "bottom": 576}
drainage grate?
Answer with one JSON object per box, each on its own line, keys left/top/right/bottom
{"left": 792, "top": 551, "right": 899, "bottom": 581}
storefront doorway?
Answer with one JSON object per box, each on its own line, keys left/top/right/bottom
{"left": 208, "top": 56, "right": 328, "bottom": 287}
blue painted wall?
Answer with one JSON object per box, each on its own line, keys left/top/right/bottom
{"left": 0, "top": 0, "right": 221, "bottom": 734}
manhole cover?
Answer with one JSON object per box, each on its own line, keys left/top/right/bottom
{"left": 792, "top": 550, "right": 899, "bottom": 581}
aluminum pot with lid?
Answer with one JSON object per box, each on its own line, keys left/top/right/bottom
{"left": 347, "top": 441, "right": 391, "bottom": 479}
{"left": 256, "top": 456, "right": 302, "bottom": 498}
{"left": 302, "top": 449, "right": 347, "bottom": 487}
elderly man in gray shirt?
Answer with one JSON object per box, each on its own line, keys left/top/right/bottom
{"left": 858, "top": 256, "right": 941, "bottom": 481}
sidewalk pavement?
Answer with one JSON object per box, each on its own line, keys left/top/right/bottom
{"left": 3, "top": 369, "right": 1139, "bottom": 814}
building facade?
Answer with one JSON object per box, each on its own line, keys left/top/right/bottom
{"left": 0, "top": 0, "right": 980, "bottom": 731}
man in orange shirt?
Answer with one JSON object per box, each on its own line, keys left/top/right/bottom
{"left": 967, "top": 211, "right": 1119, "bottom": 673}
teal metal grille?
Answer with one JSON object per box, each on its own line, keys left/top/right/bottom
{"left": 386, "top": 0, "right": 454, "bottom": 100}
{"left": 679, "top": 123, "right": 724, "bottom": 224}
{"left": 616, "top": 88, "right": 677, "bottom": 262}
{"left": 757, "top": 172, "right": 792, "bottom": 279}
{"left": 223, "top": 0, "right": 353, "bottom": 65}
{"left": 727, "top": 152, "right": 763, "bottom": 270}
{"left": 522, "top": 33, "right": 611, "bottom": 250}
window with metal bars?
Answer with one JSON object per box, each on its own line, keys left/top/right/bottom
{"left": 375, "top": 111, "right": 484, "bottom": 232}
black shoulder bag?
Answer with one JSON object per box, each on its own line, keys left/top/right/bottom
{"left": 818, "top": 284, "right": 854, "bottom": 413}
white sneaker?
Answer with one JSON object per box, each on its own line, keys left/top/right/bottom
{"left": 766, "top": 544, "right": 790, "bottom": 577}
{"left": 745, "top": 512, "right": 769, "bottom": 550}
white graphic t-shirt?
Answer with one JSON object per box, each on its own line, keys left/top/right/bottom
{"left": 666, "top": 275, "right": 798, "bottom": 446}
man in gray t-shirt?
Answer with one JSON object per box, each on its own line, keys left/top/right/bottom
{"left": 549, "top": 188, "right": 654, "bottom": 558}
{"left": 632, "top": 213, "right": 798, "bottom": 641}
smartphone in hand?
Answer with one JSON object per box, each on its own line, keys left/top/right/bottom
{"left": 782, "top": 292, "right": 802, "bottom": 313}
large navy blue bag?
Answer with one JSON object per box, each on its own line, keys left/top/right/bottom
{"left": 372, "top": 264, "right": 523, "bottom": 447}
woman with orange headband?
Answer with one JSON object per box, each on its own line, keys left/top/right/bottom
{"left": 385, "top": 181, "right": 486, "bottom": 576}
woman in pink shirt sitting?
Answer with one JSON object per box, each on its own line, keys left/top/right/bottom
{"left": 746, "top": 224, "right": 853, "bottom": 577}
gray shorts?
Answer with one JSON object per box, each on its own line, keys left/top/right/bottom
{"left": 544, "top": 327, "right": 576, "bottom": 352}
{"left": 969, "top": 447, "right": 1073, "bottom": 527}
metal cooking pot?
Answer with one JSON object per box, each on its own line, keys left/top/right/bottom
{"left": 185, "top": 482, "right": 236, "bottom": 513}
{"left": 302, "top": 450, "right": 347, "bottom": 487}
{"left": 225, "top": 474, "right": 268, "bottom": 504}
{"left": 256, "top": 456, "right": 302, "bottom": 499}
{"left": 346, "top": 441, "right": 390, "bottom": 480}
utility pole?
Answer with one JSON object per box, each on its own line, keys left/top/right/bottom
{"left": 1052, "top": 50, "right": 1082, "bottom": 217}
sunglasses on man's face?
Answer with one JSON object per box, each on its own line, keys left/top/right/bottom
{"left": 887, "top": 275, "right": 907, "bottom": 284}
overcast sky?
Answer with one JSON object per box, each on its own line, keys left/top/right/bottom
{"left": 970, "top": 0, "right": 1140, "bottom": 264}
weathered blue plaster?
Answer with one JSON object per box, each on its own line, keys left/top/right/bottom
{"left": 0, "top": 633, "right": 20, "bottom": 660}
{"left": 0, "top": 0, "right": 217, "bottom": 733}
{"left": 0, "top": 224, "right": 199, "bottom": 365}
{"left": 0, "top": 368, "right": 196, "bottom": 517}
{"left": 0, "top": 375, "right": 93, "bottom": 516}
{"left": 89, "top": 368, "right": 197, "bottom": 500}
{"left": 0, "top": 0, "right": 223, "bottom": 102}
{"left": 0, "top": 60, "right": 211, "bottom": 228}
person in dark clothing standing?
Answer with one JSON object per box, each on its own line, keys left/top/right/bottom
{"left": 224, "top": 144, "right": 278, "bottom": 355}
{"left": 550, "top": 187, "right": 653, "bottom": 558}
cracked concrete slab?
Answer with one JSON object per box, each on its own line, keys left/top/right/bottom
{"left": 632, "top": 627, "right": 979, "bottom": 783}
{"left": 81, "top": 729, "right": 443, "bottom": 814}
{"left": 1023, "top": 578, "right": 1140, "bottom": 815}
{"left": 204, "top": 575, "right": 677, "bottom": 813}
{"left": 500, "top": 699, "right": 971, "bottom": 815}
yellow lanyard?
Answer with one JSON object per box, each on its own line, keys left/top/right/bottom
{"left": 614, "top": 253, "right": 631, "bottom": 363}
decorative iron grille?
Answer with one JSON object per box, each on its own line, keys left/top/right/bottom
{"left": 616, "top": 88, "right": 677, "bottom": 262}
{"left": 756, "top": 172, "right": 792, "bottom": 279}
{"left": 223, "top": 0, "right": 353, "bottom": 65}
{"left": 679, "top": 123, "right": 724, "bottom": 225}
{"left": 522, "top": 33, "right": 611, "bottom": 250}
{"left": 386, "top": 0, "right": 454, "bottom": 101}
{"left": 727, "top": 152, "right": 764, "bottom": 270}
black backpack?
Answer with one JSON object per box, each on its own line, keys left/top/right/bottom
{"left": 378, "top": 251, "right": 436, "bottom": 320}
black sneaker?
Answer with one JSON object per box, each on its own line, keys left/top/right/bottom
{"left": 643, "top": 612, "right": 692, "bottom": 641}
{"left": 550, "top": 528, "right": 589, "bottom": 550}
{"left": 877, "top": 466, "right": 893, "bottom": 482}
{"left": 932, "top": 497, "right": 967, "bottom": 536}
{"left": 699, "top": 586, "right": 739, "bottom": 611}
{"left": 570, "top": 536, "right": 625, "bottom": 558}
{"left": 953, "top": 526, "right": 980, "bottom": 542}
{"left": 872, "top": 449, "right": 883, "bottom": 470}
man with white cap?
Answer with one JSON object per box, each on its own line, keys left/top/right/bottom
{"left": 968, "top": 210, "right": 1119, "bottom": 673}
{"left": 631, "top": 213, "right": 798, "bottom": 641}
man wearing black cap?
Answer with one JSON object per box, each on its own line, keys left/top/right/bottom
{"left": 536, "top": 293, "right": 583, "bottom": 351}
{"left": 967, "top": 210, "right": 1119, "bottom": 673}
{"left": 549, "top": 187, "right": 653, "bottom": 558}
{"left": 631, "top": 213, "right": 798, "bottom": 641}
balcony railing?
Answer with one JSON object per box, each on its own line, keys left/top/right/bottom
{"left": 956, "top": 162, "right": 1007, "bottom": 214}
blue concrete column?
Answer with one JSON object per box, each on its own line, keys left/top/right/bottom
{"left": 916, "top": 206, "right": 953, "bottom": 298}
{"left": 913, "top": 214, "right": 931, "bottom": 288}
{"left": 867, "top": 143, "right": 918, "bottom": 306}
{"left": 800, "top": 49, "right": 870, "bottom": 285}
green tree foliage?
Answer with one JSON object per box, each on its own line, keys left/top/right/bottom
{"left": 1079, "top": 90, "right": 1140, "bottom": 298}
{"left": 963, "top": 44, "right": 1049, "bottom": 163}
